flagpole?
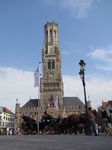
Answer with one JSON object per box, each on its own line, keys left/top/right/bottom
{"left": 57, "top": 107, "right": 58, "bottom": 118}
{"left": 37, "top": 62, "right": 41, "bottom": 134}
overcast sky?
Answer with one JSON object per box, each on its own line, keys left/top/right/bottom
{"left": 0, "top": 0, "right": 112, "bottom": 113}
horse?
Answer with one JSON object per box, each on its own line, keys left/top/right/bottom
{"left": 59, "top": 113, "right": 89, "bottom": 135}
{"left": 20, "top": 115, "right": 37, "bottom": 135}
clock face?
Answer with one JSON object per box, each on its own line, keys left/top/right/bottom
{"left": 49, "top": 72, "right": 54, "bottom": 78}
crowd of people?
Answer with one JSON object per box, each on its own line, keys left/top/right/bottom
{"left": 88, "top": 106, "right": 112, "bottom": 136}
{"left": 0, "top": 128, "right": 14, "bottom": 135}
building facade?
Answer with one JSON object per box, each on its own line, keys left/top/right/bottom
{"left": 0, "top": 107, "right": 15, "bottom": 134}
{"left": 15, "top": 22, "right": 86, "bottom": 132}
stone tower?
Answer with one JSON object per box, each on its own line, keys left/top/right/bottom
{"left": 40, "top": 22, "right": 64, "bottom": 109}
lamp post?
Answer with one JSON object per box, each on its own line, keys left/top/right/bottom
{"left": 79, "top": 60, "right": 91, "bottom": 135}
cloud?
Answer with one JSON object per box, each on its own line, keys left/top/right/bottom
{"left": 96, "top": 65, "right": 112, "bottom": 71}
{"left": 87, "top": 47, "right": 112, "bottom": 71}
{"left": 0, "top": 67, "right": 37, "bottom": 113}
{"left": 0, "top": 67, "right": 112, "bottom": 113}
{"left": 42, "top": 0, "right": 100, "bottom": 19}
{"left": 87, "top": 48, "right": 112, "bottom": 62}
{"left": 63, "top": 75, "right": 112, "bottom": 109}
{"left": 61, "top": 0, "right": 93, "bottom": 18}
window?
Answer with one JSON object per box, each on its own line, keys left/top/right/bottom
{"left": 48, "top": 60, "right": 55, "bottom": 69}
{"left": 50, "top": 29, "right": 52, "bottom": 43}
{"left": 45, "top": 48, "right": 48, "bottom": 54}
{"left": 54, "top": 30, "right": 56, "bottom": 37}
{"left": 52, "top": 60, "right": 55, "bottom": 69}
{"left": 48, "top": 60, "right": 51, "bottom": 69}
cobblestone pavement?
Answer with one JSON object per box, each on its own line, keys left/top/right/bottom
{"left": 0, "top": 134, "right": 112, "bottom": 150}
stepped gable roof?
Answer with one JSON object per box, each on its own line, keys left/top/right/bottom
{"left": 63, "top": 97, "right": 84, "bottom": 107}
{"left": 3, "top": 107, "right": 14, "bottom": 115}
{"left": 22, "top": 99, "right": 40, "bottom": 108}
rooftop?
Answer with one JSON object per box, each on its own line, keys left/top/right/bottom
{"left": 3, "top": 107, "right": 14, "bottom": 115}
{"left": 22, "top": 97, "right": 84, "bottom": 108}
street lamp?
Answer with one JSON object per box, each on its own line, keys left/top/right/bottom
{"left": 79, "top": 60, "right": 91, "bottom": 135}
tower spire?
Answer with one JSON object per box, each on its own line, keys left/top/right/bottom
{"left": 40, "top": 22, "right": 63, "bottom": 109}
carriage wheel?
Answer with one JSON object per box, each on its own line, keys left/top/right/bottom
{"left": 20, "top": 122, "right": 32, "bottom": 135}
{"left": 46, "top": 123, "right": 57, "bottom": 134}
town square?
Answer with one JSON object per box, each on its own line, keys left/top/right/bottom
{"left": 0, "top": 1, "right": 112, "bottom": 150}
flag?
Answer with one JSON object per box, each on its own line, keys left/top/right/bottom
{"left": 16, "top": 98, "right": 18, "bottom": 103}
{"left": 54, "top": 96, "right": 58, "bottom": 109}
{"left": 28, "top": 112, "right": 32, "bottom": 117}
{"left": 34, "top": 66, "right": 40, "bottom": 87}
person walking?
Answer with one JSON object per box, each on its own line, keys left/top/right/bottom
{"left": 101, "top": 108, "right": 108, "bottom": 135}
{"left": 88, "top": 107, "right": 99, "bottom": 136}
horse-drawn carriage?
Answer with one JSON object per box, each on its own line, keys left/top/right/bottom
{"left": 20, "top": 113, "right": 91, "bottom": 135}
{"left": 20, "top": 114, "right": 60, "bottom": 135}
{"left": 20, "top": 115, "right": 37, "bottom": 135}
{"left": 39, "top": 114, "right": 61, "bottom": 134}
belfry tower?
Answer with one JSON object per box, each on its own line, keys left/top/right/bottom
{"left": 40, "top": 22, "right": 64, "bottom": 109}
